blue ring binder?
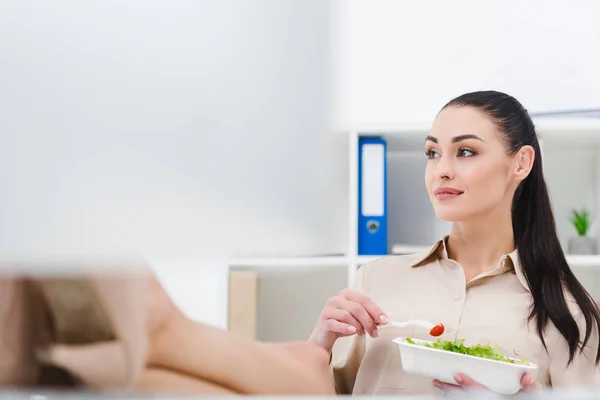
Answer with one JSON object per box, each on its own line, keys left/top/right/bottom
{"left": 358, "top": 136, "right": 388, "bottom": 256}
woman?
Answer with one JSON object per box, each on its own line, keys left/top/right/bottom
{"left": 310, "top": 90, "right": 600, "bottom": 395}
{"left": 1, "top": 264, "right": 335, "bottom": 395}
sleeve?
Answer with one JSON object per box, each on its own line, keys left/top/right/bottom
{"left": 329, "top": 264, "right": 368, "bottom": 394}
{"left": 548, "top": 310, "right": 600, "bottom": 389}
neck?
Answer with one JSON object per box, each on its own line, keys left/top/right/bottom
{"left": 447, "top": 204, "right": 515, "bottom": 279}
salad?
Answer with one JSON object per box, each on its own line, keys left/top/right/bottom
{"left": 404, "top": 337, "right": 529, "bottom": 365}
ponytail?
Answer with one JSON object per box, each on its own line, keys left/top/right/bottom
{"left": 513, "top": 145, "right": 600, "bottom": 364}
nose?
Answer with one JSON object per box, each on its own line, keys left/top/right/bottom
{"left": 434, "top": 154, "right": 455, "bottom": 180}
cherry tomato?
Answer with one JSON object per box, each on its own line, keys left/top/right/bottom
{"left": 429, "top": 323, "right": 444, "bottom": 337}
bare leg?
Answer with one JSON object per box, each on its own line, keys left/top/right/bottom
{"left": 145, "top": 276, "right": 335, "bottom": 395}
{"left": 134, "top": 368, "right": 237, "bottom": 396}
{"left": 38, "top": 342, "right": 126, "bottom": 389}
{"left": 38, "top": 272, "right": 335, "bottom": 394}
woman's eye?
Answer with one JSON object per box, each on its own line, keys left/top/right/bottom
{"left": 458, "top": 148, "right": 476, "bottom": 157}
{"left": 425, "top": 149, "right": 439, "bottom": 159}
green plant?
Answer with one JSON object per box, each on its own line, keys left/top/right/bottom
{"left": 571, "top": 209, "right": 592, "bottom": 236}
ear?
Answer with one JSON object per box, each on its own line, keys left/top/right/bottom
{"left": 513, "top": 145, "right": 535, "bottom": 181}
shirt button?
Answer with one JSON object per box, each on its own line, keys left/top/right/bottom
{"left": 454, "top": 294, "right": 462, "bottom": 301}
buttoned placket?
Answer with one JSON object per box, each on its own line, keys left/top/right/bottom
{"left": 439, "top": 255, "right": 512, "bottom": 340}
{"left": 437, "top": 258, "right": 467, "bottom": 340}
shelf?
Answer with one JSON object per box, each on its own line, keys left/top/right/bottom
{"left": 535, "top": 116, "right": 600, "bottom": 148}
{"left": 353, "top": 254, "right": 600, "bottom": 269}
{"left": 227, "top": 256, "right": 349, "bottom": 268}
{"left": 566, "top": 255, "right": 600, "bottom": 268}
{"left": 347, "top": 115, "right": 600, "bottom": 152}
{"left": 226, "top": 254, "right": 600, "bottom": 270}
{"left": 391, "top": 244, "right": 432, "bottom": 254}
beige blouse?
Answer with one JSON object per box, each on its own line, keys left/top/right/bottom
{"left": 331, "top": 236, "right": 600, "bottom": 395}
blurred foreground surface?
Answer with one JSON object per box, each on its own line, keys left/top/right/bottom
{"left": 0, "top": 389, "right": 599, "bottom": 399}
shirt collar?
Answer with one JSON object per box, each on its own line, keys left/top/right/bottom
{"left": 408, "top": 235, "right": 530, "bottom": 292}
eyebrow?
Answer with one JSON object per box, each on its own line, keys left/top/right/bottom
{"left": 425, "top": 134, "right": 486, "bottom": 144}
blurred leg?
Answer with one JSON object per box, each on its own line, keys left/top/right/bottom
{"left": 145, "top": 276, "right": 335, "bottom": 395}
{"left": 35, "top": 270, "right": 334, "bottom": 394}
{"left": 135, "top": 368, "right": 237, "bottom": 395}
{"left": 32, "top": 269, "right": 150, "bottom": 390}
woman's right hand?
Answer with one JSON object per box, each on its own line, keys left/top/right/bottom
{"left": 309, "top": 288, "right": 388, "bottom": 353}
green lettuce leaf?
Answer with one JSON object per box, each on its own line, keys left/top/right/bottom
{"left": 404, "top": 337, "right": 528, "bottom": 365}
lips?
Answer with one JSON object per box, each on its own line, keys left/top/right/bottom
{"left": 434, "top": 187, "right": 464, "bottom": 200}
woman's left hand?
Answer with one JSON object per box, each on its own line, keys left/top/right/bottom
{"left": 433, "top": 372, "right": 541, "bottom": 395}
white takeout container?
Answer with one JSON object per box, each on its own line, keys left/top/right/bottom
{"left": 393, "top": 337, "right": 539, "bottom": 395}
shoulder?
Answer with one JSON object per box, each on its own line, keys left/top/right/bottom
{"left": 360, "top": 252, "right": 428, "bottom": 272}
{"left": 360, "top": 240, "right": 441, "bottom": 274}
{"left": 355, "top": 250, "right": 435, "bottom": 290}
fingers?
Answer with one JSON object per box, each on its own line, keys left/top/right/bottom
{"left": 322, "top": 317, "right": 358, "bottom": 336}
{"left": 331, "top": 296, "right": 380, "bottom": 337}
{"left": 341, "top": 289, "right": 388, "bottom": 325}
{"left": 452, "top": 374, "right": 486, "bottom": 389}
{"left": 434, "top": 373, "right": 541, "bottom": 396}
{"left": 319, "top": 289, "right": 387, "bottom": 340}
{"left": 433, "top": 374, "right": 487, "bottom": 395}
{"left": 432, "top": 380, "right": 463, "bottom": 395}
{"left": 521, "top": 373, "right": 542, "bottom": 391}
{"left": 322, "top": 308, "right": 363, "bottom": 335}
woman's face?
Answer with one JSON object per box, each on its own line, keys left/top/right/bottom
{"left": 425, "top": 106, "right": 517, "bottom": 222}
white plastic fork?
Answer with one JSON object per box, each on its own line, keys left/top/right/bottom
{"left": 385, "top": 319, "right": 436, "bottom": 330}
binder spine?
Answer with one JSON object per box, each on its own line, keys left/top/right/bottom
{"left": 358, "top": 136, "right": 388, "bottom": 255}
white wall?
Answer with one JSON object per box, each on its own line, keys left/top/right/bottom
{"left": 0, "top": 0, "right": 343, "bottom": 327}
{"left": 4, "top": 1, "right": 600, "bottom": 329}
{"left": 332, "top": 0, "right": 600, "bottom": 127}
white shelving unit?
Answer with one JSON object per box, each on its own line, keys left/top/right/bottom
{"left": 226, "top": 113, "right": 600, "bottom": 339}
{"left": 228, "top": 256, "right": 349, "bottom": 268}
{"left": 227, "top": 114, "right": 600, "bottom": 279}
